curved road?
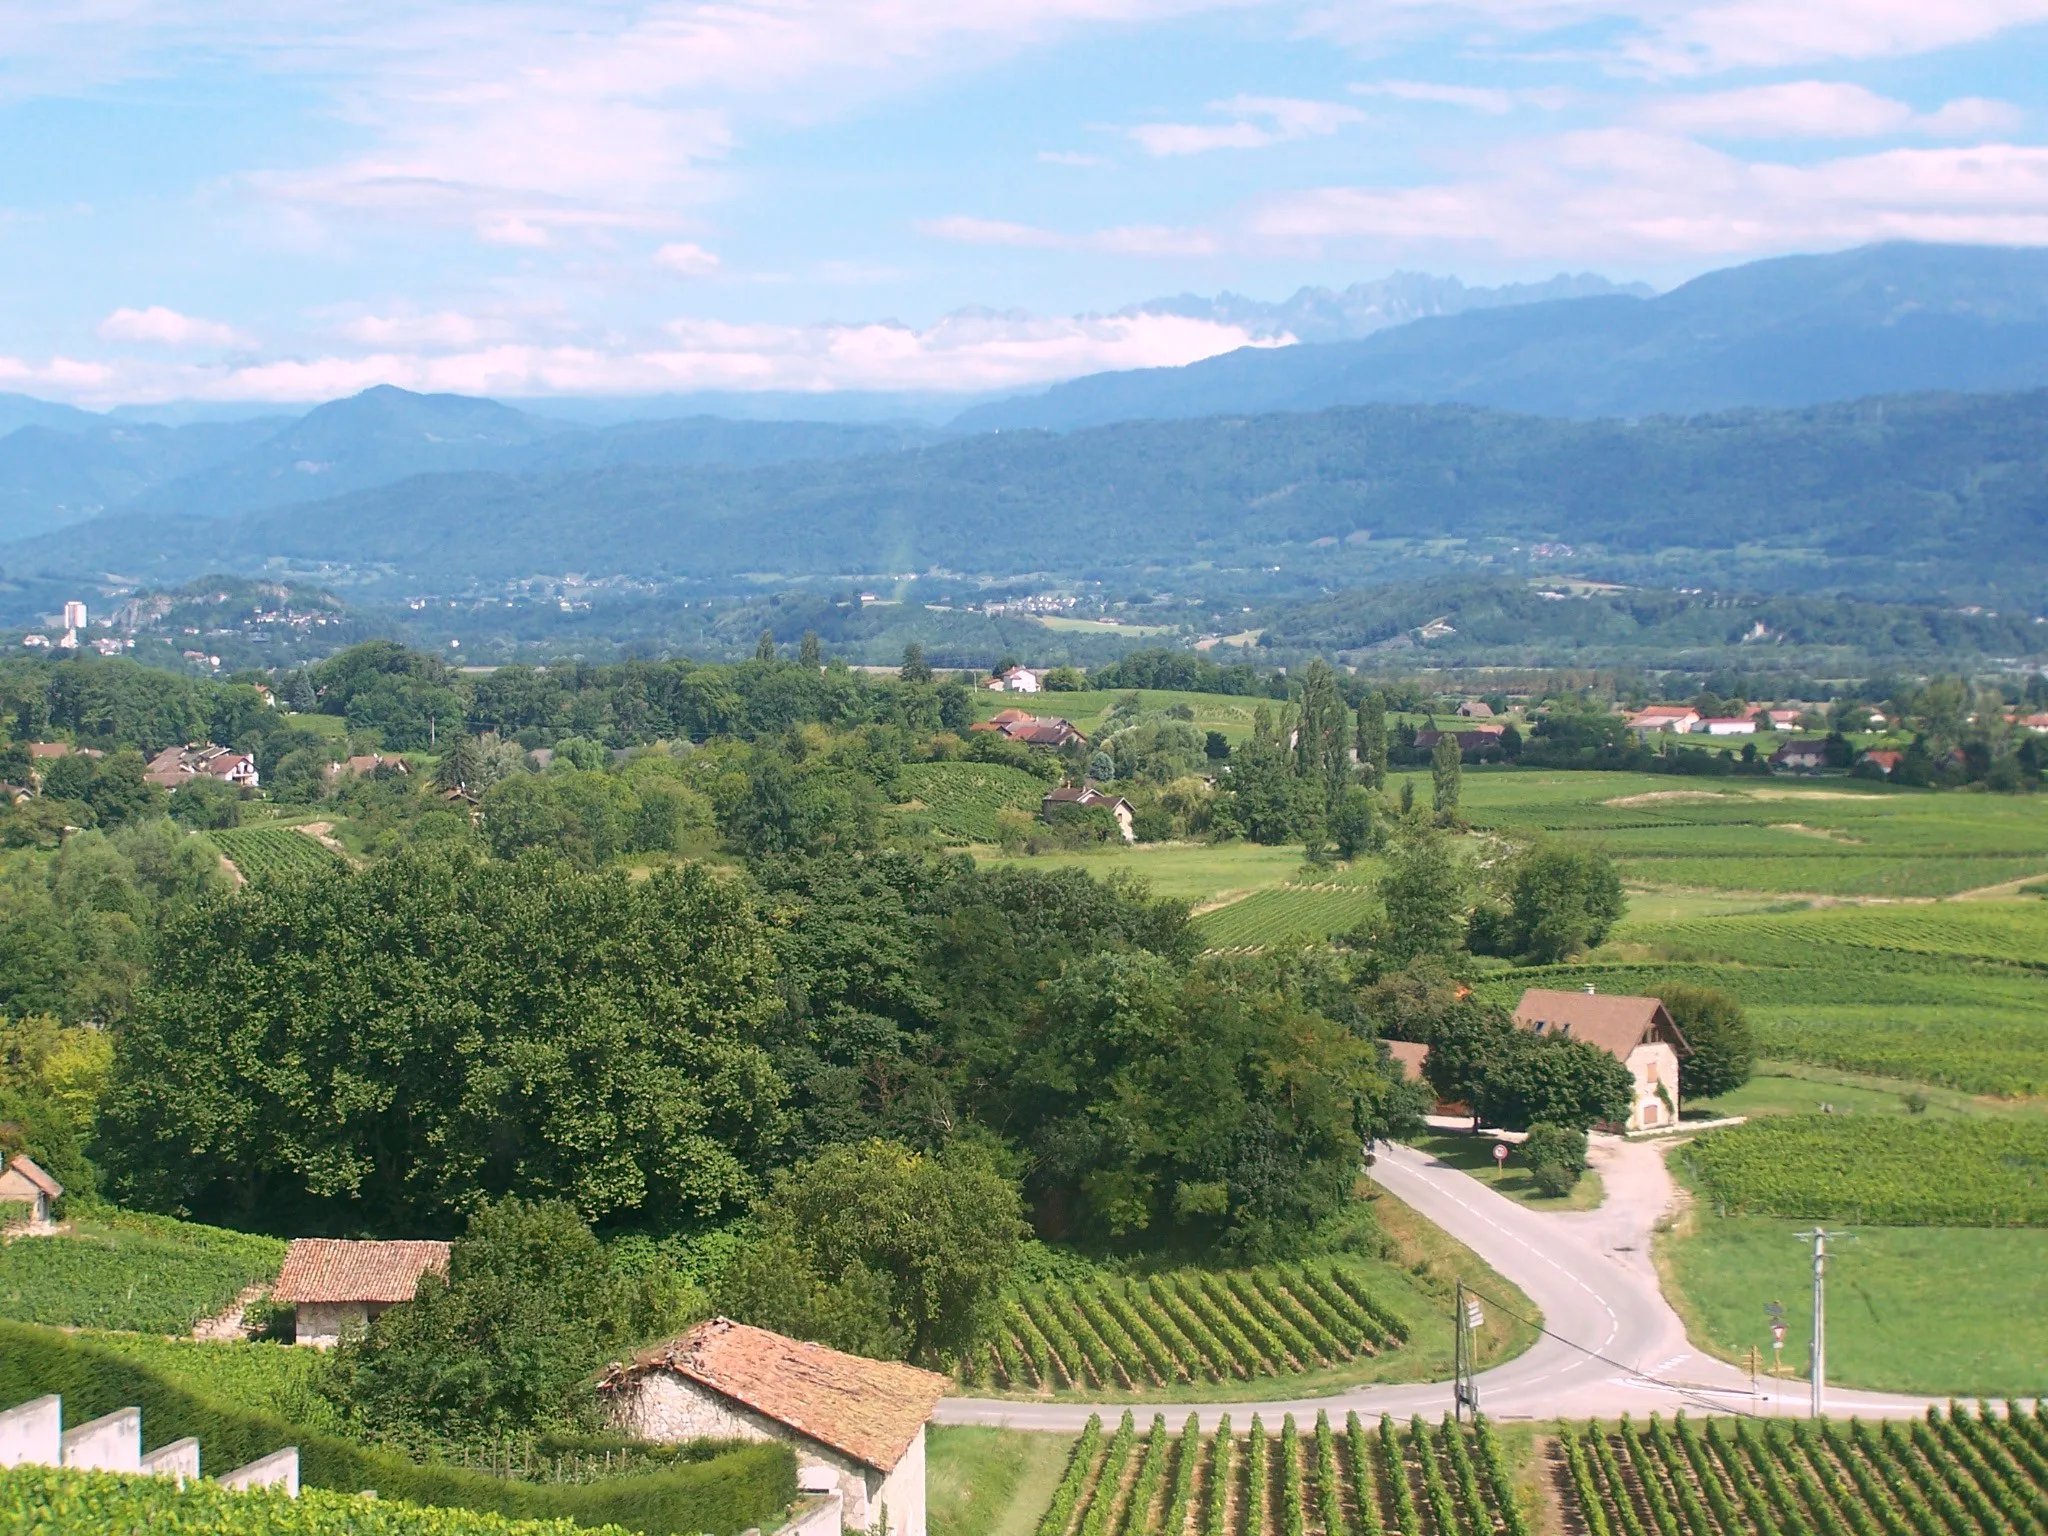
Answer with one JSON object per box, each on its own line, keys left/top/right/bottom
{"left": 937, "top": 1135, "right": 1940, "bottom": 1430}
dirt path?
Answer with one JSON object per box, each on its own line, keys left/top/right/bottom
{"left": 192, "top": 1281, "right": 269, "bottom": 1341}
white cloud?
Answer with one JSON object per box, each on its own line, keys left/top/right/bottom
{"left": 918, "top": 215, "right": 1215, "bottom": 254}
{"left": 1350, "top": 80, "right": 1573, "bottom": 114}
{"left": 654, "top": 241, "right": 722, "bottom": 274}
{"left": 1626, "top": 0, "right": 2048, "bottom": 75}
{"left": 96, "top": 306, "right": 252, "bottom": 348}
{"left": 1129, "top": 94, "right": 1366, "bottom": 156}
{"left": 0, "top": 307, "right": 1283, "bottom": 405}
{"left": 1246, "top": 130, "right": 2048, "bottom": 259}
{"left": 1646, "top": 82, "right": 2024, "bottom": 140}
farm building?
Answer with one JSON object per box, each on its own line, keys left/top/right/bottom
{"left": 0, "top": 1154, "right": 62, "bottom": 1224}
{"left": 144, "top": 743, "right": 259, "bottom": 791}
{"left": 1858, "top": 749, "right": 1905, "bottom": 776}
{"left": 271, "top": 1238, "right": 450, "bottom": 1347}
{"left": 1454, "top": 700, "right": 1494, "bottom": 718}
{"left": 1700, "top": 717, "right": 1757, "bottom": 736}
{"left": 1042, "top": 784, "right": 1135, "bottom": 842}
{"left": 599, "top": 1318, "right": 950, "bottom": 1536}
{"left": 1414, "top": 725, "right": 1506, "bottom": 753}
{"left": 1626, "top": 706, "right": 1701, "bottom": 733}
{"left": 1771, "top": 739, "right": 1831, "bottom": 771}
{"left": 1513, "top": 988, "right": 1691, "bottom": 1131}
{"left": 971, "top": 710, "right": 1084, "bottom": 748}
{"left": 984, "top": 666, "right": 1041, "bottom": 693}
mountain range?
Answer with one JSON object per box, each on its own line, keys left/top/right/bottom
{"left": 955, "top": 243, "right": 2048, "bottom": 431}
{"left": 12, "top": 389, "right": 2048, "bottom": 610}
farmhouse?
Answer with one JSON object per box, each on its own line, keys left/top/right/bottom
{"left": 0, "top": 1154, "right": 61, "bottom": 1224}
{"left": 1627, "top": 706, "right": 1701, "bottom": 734}
{"left": 1042, "top": 784, "right": 1136, "bottom": 842}
{"left": 1771, "top": 738, "right": 1831, "bottom": 772}
{"left": 1858, "top": 749, "right": 1905, "bottom": 776}
{"left": 599, "top": 1318, "right": 950, "bottom": 1536}
{"left": 970, "top": 710, "right": 1085, "bottom": 748}
{"left": 336, "top": 752, "right": 409, "bottom": 778}
{"left": 1513, "top": 987, "right": 1690, "bottom": 1131}
{"left": 144, "top": 743, "right": 260, "bottom": 791}
{"left": 271, "top": 1238, "right": 450, "bottom": 1347}
{"left": 1700, "top": 717, "right": 1757, "bottom": 736}
{"left": 1454, "top": 700, "right": 1495, "bottom": 718}
{"left": 985, "top": 666, "right": 1041, "bottom": 693}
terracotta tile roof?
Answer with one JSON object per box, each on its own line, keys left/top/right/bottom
{"left": 272, "top": 1238, "right": 450, "bottom": 1304}
{"left": 1383, "top": 1040, "right": 1429, "bottom": 1084}
{"left": 605, "top": 1318, "right": 949, "bottom": 1473}
{"left": 1513, "top": 989, "right": 1689, "bottom": 1061}
{"left": 2, "top": 1154, "right": 62, "bottom": 1198}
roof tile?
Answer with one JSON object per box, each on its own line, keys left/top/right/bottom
{"left": 272, "top": 1238, "right": 450, "bottom": 1304}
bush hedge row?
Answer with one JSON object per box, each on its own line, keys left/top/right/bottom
{"left": 0, "top": 1463, "right": 634, "bottom": 1535}
{"left": 0, "top": 1323, "right": 794, "bottom": 1535}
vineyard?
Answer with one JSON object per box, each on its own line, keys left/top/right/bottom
{"left": 968, "top": 1263, "right": 1408, "bottom": 1394}
{"left": 0, "top": 1465, "right": 635, "bottom": 1535}
{"left": 1683, "top": 1117, "right": 2048, "bottom": 1225}
{"left": 1197, "top": 886, "right": 1383, "bottom": 950}
{"left": 1035, "top": 1408, "right": 1525, "bottom": 1536}
{"left": 0, "top": 1210, "right": 286, "bottom": 1333}
{"left": 891, "top": 761, "right": 1051, "bottom": 842}
{"left": 1556, "top": 1406, "right": 2048, "bottom": 1536}
{"left": 212, "top": 826, "right": 348, "bottom": 880}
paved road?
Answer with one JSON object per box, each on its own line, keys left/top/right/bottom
{"left": 935, "top": 1135, "right": 1940, "bottom": 1431}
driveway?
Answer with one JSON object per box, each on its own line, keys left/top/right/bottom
{"left": 935, "top": 1136, "right": 1939, "bottom": 1430}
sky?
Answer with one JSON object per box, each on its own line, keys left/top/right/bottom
{"left": 1, "top": 0, "right": 2046, "bottom": 405}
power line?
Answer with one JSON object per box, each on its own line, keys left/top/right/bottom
{"left": 1457, "top": 1279, "right": 1765, "bottom": 1419}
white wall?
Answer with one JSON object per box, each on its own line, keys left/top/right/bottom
{"left": 294, "top": 1300, "right": 373, "bottom": 1347}
{"left": 606, "top": 1373, "right": 925, "bottom": 1536}
{"left": 1626, "top": 1042, "right": 1682, "bottom": 1129}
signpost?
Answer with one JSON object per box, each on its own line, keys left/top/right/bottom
{"left": 1766, "top": 1300, "right": 1786, "bottom": 1375}
{"left": 1453, "top": 1280, "right": 1482, "bottom": 1421}
{"left": 1492, "top": 1143, "right": 1509, "bottom": 1172}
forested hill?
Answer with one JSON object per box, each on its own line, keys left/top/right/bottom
{"left": 955, "top": 242, "right": 2048, "bottom": 431}
{"left": 15, "top": 387, "right": 2048, "bottom": 606}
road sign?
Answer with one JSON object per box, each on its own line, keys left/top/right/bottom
{"left": 1466, "top": 1301, "right": 1485, "bottom": 1329}
{"left": 1765, "top": 1301, "right": 1786, "bottom": 1320}
{"left": 1493, "top": 1143, "right": 1509, "bottom": 1167}
{"left": 1771, "top": 1322, "right": 1786, "bottom": 1346}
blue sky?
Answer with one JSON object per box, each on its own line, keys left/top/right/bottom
{"left": 2, "top": 0, "right": 2045, "bottom": 403}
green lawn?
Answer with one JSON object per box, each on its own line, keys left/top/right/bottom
{"left": 979, "top": 841, "right": 1325, "bottom": 907}
{"left": 1659, "top": 1212, "right": 2048, "bottom": 1398}
{"left": 1403, "top": 1133, "right": 1606, "bottom": 1211}
{"left": 971, "top": 689, "right": 1276, "bottom": 744}
{"left": 928, "top": 1427, "right": 1077, "bottom": 1536}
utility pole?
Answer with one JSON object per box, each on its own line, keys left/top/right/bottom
{"left": 1793, "top": 1227, "right": 1851, "bottom": 1418}
{"left": 1453, "top": 1280, "right": 1482, "bottom": 1423}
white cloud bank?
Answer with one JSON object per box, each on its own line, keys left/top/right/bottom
{"left": 1, "top": 308, "right": 1280, "bottom": 406}
{"left": 97, "top": 306, "right": 252, "bottom": 348}
{"left": 1645, "top": 82, "right": 2024, "bottom": 140}
{"left": 1129, "top": 95, "right": 1366, "bottom": 156}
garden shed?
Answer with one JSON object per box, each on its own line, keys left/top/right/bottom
{"left": 271, "top": 1238, "right": 451, "bottom": 1347}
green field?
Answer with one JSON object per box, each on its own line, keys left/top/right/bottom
{"left": 0, "top": 1211, "right": 286, "bottom": 1334}
{"left": 1429, "top": 769, "right": 2048, "bottom": 898}
{"left": 931, "top": 1428, "right": 1080, "bottom": 1536}
{"left": 894, "top": 761, "right": 1052, "bottom": 842}
{"left": 211, "top": 825, "right": 349, "bottom": 879}
{"left": 984, "top": 842, "right": 1330, "bottom": 906}
{"left": 1661, "top": 1213, "right": 2048, "bottom": 1396}
{"left": 1197, "top": 883, "right": 1384, "bottom": 949}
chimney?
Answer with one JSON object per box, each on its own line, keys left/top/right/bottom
{"left": 1584, "top": 984, "right": 1596, "bottom": 995}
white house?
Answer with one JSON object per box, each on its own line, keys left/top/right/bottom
{"left": 270, "top": 1238, "right": 450, "bottom": 1347}
{"left": 1627, "top": 705, "right": 1701, "bottom": 734}
{"left": 995, "top": 666, "right": 1041, "bottom": 693}
{"left": 1513, "top": 988, "right": 1691, "bottom": 1131}
{"left": 1701, "top": 717, "right": 1757, "bottom": 736}
{"left": 144, "top": 743, "right": 260, "bottom": 792}
{"left": 0, "top": 1155, "right": 62, "bottom": 1225}
{"left": 599, "top": 1318, "right": 951, "bottom": 1536}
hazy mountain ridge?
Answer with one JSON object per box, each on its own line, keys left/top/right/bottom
{"left": 1123, "top": 271, "right": 1652, "bottom": 344}
{"left": 956, "top": 243, "right": 2048, "bottom": 432}
{"left": 13, "top": 388, "right": 2048, "bottom": 610}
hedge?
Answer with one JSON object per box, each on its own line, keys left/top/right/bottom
{"left": 0, "top": 1323, "right": 794, "bottom": 1535}
{"left": 0, "top": 1463, "right": 635, "bottom": 1535}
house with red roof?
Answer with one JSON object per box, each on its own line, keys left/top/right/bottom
{"left": 271, "top": 1238, "right": 450, "bottom": 1347}
{"left": 1513, "top": 987, "right": 1691, "bottom": 1131}
{"left": 599, "top": 1318, "right": 952, "bottom": 1536}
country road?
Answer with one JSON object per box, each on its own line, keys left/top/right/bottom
{"left": 936, "top": 1135, "right": 1943, "bottom": 1430}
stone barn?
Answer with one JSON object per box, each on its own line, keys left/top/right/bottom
{"left": 598, "top": 1318, "right": 950, "bottom": 1536}
{"left": 0, "top": 1155, "right": 61, "bottom": 1225}
{"left": 270, "top": 1238, "right": 451, "bottom": 1347}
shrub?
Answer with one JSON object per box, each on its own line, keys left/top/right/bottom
{"left": 1522, "top": 1123, "right": 1589, "bottom": 1176}
{"left": 1656, "top": 985, "right": 1754, "bottom": 1100}
{"left": 0, "top": 1322, "right": 793, "bottom": 1535}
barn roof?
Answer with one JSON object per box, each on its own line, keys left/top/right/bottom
{"left": 271, "top": 1239, "right": 451, "bottom": 1305}
{"left": 604, "top": 1318, "right": 950, "bottom": 1473}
